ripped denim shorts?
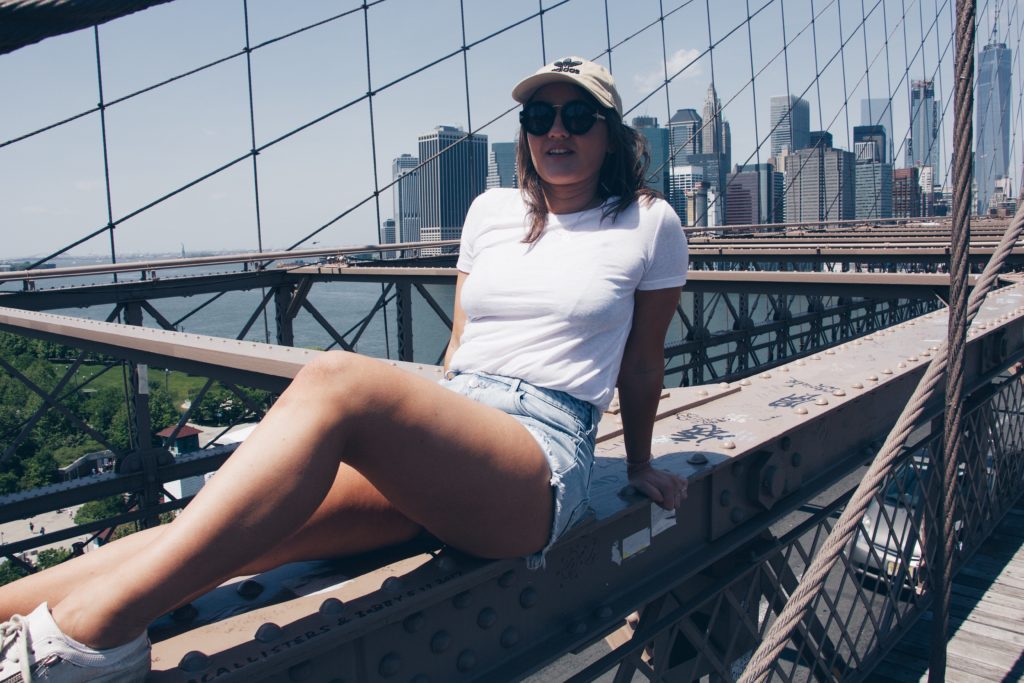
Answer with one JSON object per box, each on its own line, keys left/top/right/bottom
{"left": 440, "top": 371, "right": 600, "bottom": 569}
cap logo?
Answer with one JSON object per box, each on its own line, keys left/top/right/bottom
{"left": 551, "top": 58, "right": 582, "bottom": 74}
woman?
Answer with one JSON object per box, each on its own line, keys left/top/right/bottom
{"left": 0, "top": 56, "right": 688, "bottom": 681}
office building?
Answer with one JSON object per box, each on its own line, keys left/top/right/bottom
{"left": 725, "top": 163, "right": 779, "bottom": 225}
{"left": 906, "top": 80, "right": 939, "bottom": 172}
{"left": 975, "top": 39, "right": 1012, "bottom": 214}
{"left": 669, "top": 165, "right": 704, "bottom": 223}
{"left": 770, "top": 95, "right": 810, "bottom": 157}
{"left": 485, "top": 141, "right": 517, "bottom": 189}
{"left": 417, "top": 125, "right": 488, "bottom": 247}
{"left": 392, "top": 154, "right": 420, "bottom": 246}
{"left": 784, "top": 138, "right": 855, "bottom": 224}
{"left": 854, "top": 142, "right": 893, "bottom": 220}
{"left": 687, "top": 182, "right": 710, "bottom": 227}
{"left": 893, "top": 167, "right": 922, "bottom": 217}
{"left": 853, "top": 125, "right": 887, "bottom": 164}
{"left": 860, "top": 98, "right": 894, "bottom": 163}
{"left": 633, "top": 115, "right": 670, "bottom": 195}
{"left": 668, "top": 109, "right": 702, "bottom": 164}
{"left": 378, "top": 218, "right": 398, "bottom": 259}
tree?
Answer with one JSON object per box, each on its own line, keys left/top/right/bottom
{"left": 74, "top": 496, "right": 127, "bottom": 526}
{"left": 36, "top": 547, "right": 72, "bottom": 569}
{"left": 0, "top": 560, "right": 28, "bottom": 587}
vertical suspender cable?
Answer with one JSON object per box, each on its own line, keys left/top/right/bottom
{"left": 931, "top": 1, "right": 974, "bottom": 680}
{"left": 93, "top": 26, "right": 118, "bottom": 282}
{"left": 363, "top": 2, "right": 385, "bottom": 356}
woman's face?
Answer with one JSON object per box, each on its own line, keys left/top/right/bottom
{"left": 525, "top": 83, "right": 609, "bottom": 197}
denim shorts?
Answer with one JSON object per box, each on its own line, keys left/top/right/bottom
{"left": 439, "top": 371, "right": 600, "bottom": 568}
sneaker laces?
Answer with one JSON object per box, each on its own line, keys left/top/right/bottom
{"left": 1, "top": 614, "right": 32, "bottom": 682}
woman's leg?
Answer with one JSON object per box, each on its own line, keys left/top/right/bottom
{"left": 0, "top": 462, "right": 423, "bottom": 621}
{"left": 50, "top": 352, "right": 553, "bottom": 649}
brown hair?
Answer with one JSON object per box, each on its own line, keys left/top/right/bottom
{"left": 515, "top": 102, "right": 661, "bottom": 243}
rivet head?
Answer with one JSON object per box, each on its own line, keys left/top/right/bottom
{"left": 404, "top": 612, "right": 425, "bottom": 633}
{"left": 740, "top": 379, "right": 751, "bottom": 386}
{"left": 854, "top": 340, "right": 862, "bottom": 345}
{"left": 477, "top": 608, "right": 497, "bottom": 629}
{"left": 721, "top": 440, "right": 736, "bottom": 449}
{"left": 720, "top": 490, "right": 732, "bottom": 506}
{"left": 255, "top": 623, "right": 283, "bottom": 643}
{"left": 179, "top": 651, "right": 209, "bottom": 673}
{"left": 236, "top": 579, "right": 263, "bottom": 599}
{"left": 852, "top": 382, "right": 864, "bottom": 389}
{"left": 882, "top": 368, "right": 893, "bottom": 375}
{"left": 519, "top": 587, "right": 538, "bottom": 609}
{"left": 498, "top": 570, "right": 517, "bottom": 588}
{"left": 781, "top": 367, "right": 790, "bottom": 372}
{"left": 698, "top": 389, "right": 708, "bottom": 396}
{"left": 381, "top": 576, "right": 403, "bottom": 593}
{"left": 867, "top": 375, "right": 879, "bottom": 381}
{"left": 688, "top": 452, "right": 708, "bottom": 465}
{"left": 500, "top": 627, "right": 520, "bottom": 648}
{"left": 791, "top": 452, "right": 802, "bottom": 467}
{"left": 797, "top": 360, "right": 806, "bottom": 366}
{"left": 378, "top": 653, "right": 401, "bottom": 677}
{"left": 456, "top": 650, "right": 477, "bottom": 672}
{"left": 436, "top": 555, "right": 457, "bottom": 573}
{"left": 815, "top": 398, "right": 828, "bottom": 406}
{"left": 812, "top": 355, "right": 822, "bottom": 360}
{"left": 760, "top": 372, "right": 771, "bottom": 379}
{"left": 430, "top": 631, "right": 451, "bottom": 654}
{"left": 865, "top": 335, "right": 874, "bottom": 341}
{"left": 319, "top": 598, "right": 345, "bottom": 616}
{"left": 825, "top": 350, "right": 835, "bottom": 355}
{"left": 832, "top": 389, "right": 846, "bottom": 397}
{"left": 795, "top": 407, "right": 808, "bottom": 415}
{"left": 453, "top": 591, "right": 472, "bottom": 609}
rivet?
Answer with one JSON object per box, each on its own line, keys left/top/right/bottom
{"left": 812, "top": 355, "right": 822, "bottom": 360}
{"left": 698, "top": 389, "right": 708, "bottom": 396}
{"left": 867, "top": 375, "right": 879, "bottom": 382}
{"left": 882, "top": 368, "right": 893, "bottom": 375}
{"left": 567, "top": 620, "right": 588, "bottom": 635}
{"left": 430, "top": 631, "right": 451, "bottom": 654}
{"left": 791, "top": 452, "right": 802, "bottom": 467}
{"left": 730, "top": 508, "right": 745, "bottom": 523}
{"left": 378, "top": 653, "right": 401, "bottom": 677}
{"left": 477, "top": 608, "right": 497, "bottom": 629}
{"left": 760, "top": 372, "right": 772, "bottom": 379}
{"left": 780, "top": 436, "right": 792, "bottom": 450}
{"left": 825, "top": 350, "right": 835, "bottom": 355}
{"left": 382, "top": 576, "right": 403, "bottom": 593}
{"left": 500, "top": 627, "right": 521, "bottom": 648}
{"left": 237, "top": 581, "right": 264, "bottom": 602}
{"left": 688, "top": 452, "right": 708, "bottom": 465}
{"left": 289, "top": 661, "right": 314, "bottom": 681}
{"left": 852, "top": 382, "right": 864, "bottom": 389}
{"left": 854, "top": 340, "right": 862, "bottom": 345}
{"left": 719, "top": 382, "right": 730, "bottom": 388}
{"left": 865, "top": 335, "right": 874, "bottom": 341}
{"left": 456, "top": 650, "right": 477, "bottom": 672}
{"left": 720, "top": 490, "right": 732, "bottom": 506}
{"left": 404, "top": 612, "right": 425, "bottom": 633}
{"left": 498, "top": 570, "right": 517, "bottom": 588}
{"left": 832, "top": 389, "right": 846, "bottom": 397}
{"left": 897, "top": 362, "right": 907, "bottom": 369}
{"left": 815, "top": 398, "right": 828, "bottom": 406}
{"left": 319, "top": 598, "right": 345, "bottom": 616}
{"left": 781, "top": 367, "right": 790, "bottom": 372}
{"left": 256, "top": 623, "right": 282, "bottom": 643}
{"left": 595, "top": 606, "right": 614, "bottom": 620}
{"left": 740, "top": 379, "right": 751, "bottom": 386}
{"left": 453, "top": 591, "right": 472, "bottom": 609}
{"left": 721, "top": 440, "right": 736, "bottom": 449}
{"left": 179, "top": 651, "right": 210, "bottom": 673}
{"left": 519, "top": 587, "right": 538, "bottom": 608}
{"left": 171, "top": 604, "right": 198, "bottom": 624}
{"left": 797, "top": 360, "right": 806, "bottom": 366}
{"left": 930, "top": 345, "right": 939, "bottom": 351}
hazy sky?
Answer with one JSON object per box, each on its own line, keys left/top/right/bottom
{"left": 0, "top": 0, "right": 992, "bottom": 260}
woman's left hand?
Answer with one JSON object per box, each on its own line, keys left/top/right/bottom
{"left": 626, "top": 461, "right": 688, "bottom": 510}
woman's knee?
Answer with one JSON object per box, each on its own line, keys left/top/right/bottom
{"left": 291, "top": 351, "right": 391, "bottom": 412}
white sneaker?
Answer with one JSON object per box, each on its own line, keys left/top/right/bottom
{"left": 0, "top": 603, "right": 150, "bottom": 682}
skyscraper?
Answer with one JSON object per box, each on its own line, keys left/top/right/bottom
{"left": 668, "top": 109, "right": 703, "bottom": 163}
{"left": 770, "top": 95, "right": 810, "bottom": 157}
{"left": 669, "top": 165, "right": 704, "bottom": 223}
{"left": 853, "top": 125, "right": 887, "bottom": 165}
{"left": 632, "top": 115, "right": 670, "bottom": 195}
{"left": 893, "top": 167, "right": 922, "bottom": 217}
{"left": 702, "top": 83, "right": 723, "bottom": 156}
{"left": 701, "top": 83, "right": 730, "bottom": 210}
{"left": 725, "top": 163, "right": 779, "bottom": 225}
{"left": 785, "top": 138, "right": 856, "bottom": 224}
{"left": 854, "top": 141, "right": 893, "bottom": 219}
{"left": 392, "top": 154, "right": 420, "bottom": 246}
{"left": 906, "top": 80, "right": 939, "bottom": 173}
{"left": 975, "top": 39, "right": 1012, "bottom": 214}
{"left": 486, "top": 141, "right": 517, "bottom": 189}
{"left": 417, "top": 126, "right": 488, "bottom": 247}
{"left": 860, "top": 98, "right": 894, "bottom": 163}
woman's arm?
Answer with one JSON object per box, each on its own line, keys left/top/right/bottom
{"left": 443, "top": 270, "right": 470, "bottom": 373}
{"left": 617, "top": 286, "right": 687, "bottom": 510}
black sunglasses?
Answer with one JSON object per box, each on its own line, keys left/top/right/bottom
{"left": 519, "top": 100, "right": 607, "bottom": 136}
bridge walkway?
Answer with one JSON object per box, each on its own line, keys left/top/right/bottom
{"left": 873, "top": 498, "right": 1024, "bottom": 683}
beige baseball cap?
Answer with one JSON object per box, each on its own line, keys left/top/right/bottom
{"left": 512, "top": 56, "right": 623, "bottom": 117}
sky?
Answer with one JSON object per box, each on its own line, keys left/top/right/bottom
{"left": 0, "top": 0, "right": 1007, "bottom": 260}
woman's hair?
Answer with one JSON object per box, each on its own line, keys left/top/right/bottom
{"left": 515, "top": 100, "right": 662, "bottom": 244}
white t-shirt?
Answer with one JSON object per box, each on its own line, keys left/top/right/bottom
{"left": 450, "top": 188, "right": 688, "bottom": 412}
